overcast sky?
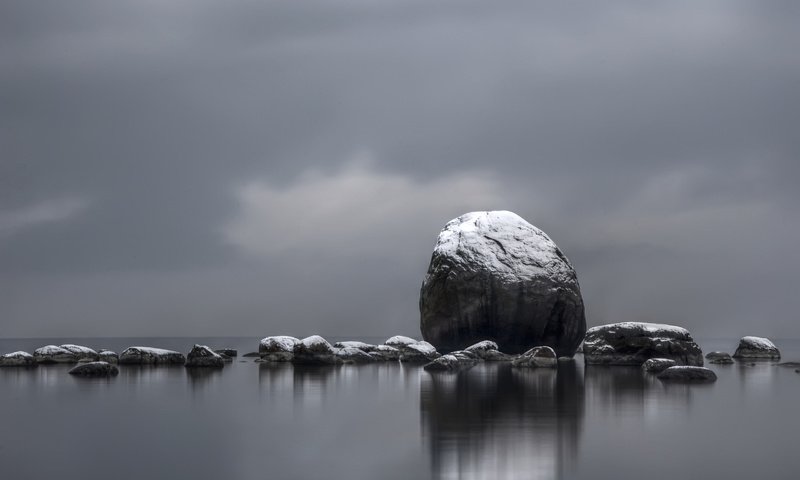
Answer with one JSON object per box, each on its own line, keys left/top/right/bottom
{"left": 1, "top": 0, "right": 798, "bottom": 340}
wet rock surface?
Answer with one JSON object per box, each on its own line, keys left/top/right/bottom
{"left": 583, "top": 322, "right": 704, "bottom": 366}
{"left": 419, "top": 211, "right": 585, "bottom": 356}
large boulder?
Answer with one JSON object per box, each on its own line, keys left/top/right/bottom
{"left": 0, "top": 351, "right": 37, "bottom": 367}
{"left": 732, "top": 336, "right": 780, "bottom": 360}
{"left": 583, "top": 322, "right": 704, "bottom": 366}
{"left": 419, "top": 211, "right": 585, "bottom": 356}
{"left": 119, "top": 346, "right": 186, "bottom": 365}
{"left": 185, "top": 345, "right": 225, "bottom": 368}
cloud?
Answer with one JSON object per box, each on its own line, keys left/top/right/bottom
{"left": 223, "top": 155, "right": 514, "bottom": 257}
{"left": 0, "top": 197, "right": 88, "bottom": 238}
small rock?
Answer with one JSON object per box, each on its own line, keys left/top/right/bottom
{"left": 60, "top": 344, "right": 99, "bottom": 362}
{"left": 242, "top": 352, "right": 260, "bottom": 358}
{"left": 511, "top": 346, "right": 558, "bottom": 368}
{"left": 369, "top": 345, "right": 401, "bottom": 361}
{"left": 732, "top": 336, "right": 780, "bottom": 360}
{"left": 34, "top": 345, "right": 78, "bottom": 364}
{"left": 385, "top": 335, "right": 420, "bottom": 348}
{"left": 98, "top": 350, "right": 119, "bottom": 364}
{"left": 463, "top": 340, "right": 513, "bottom": 361}
{"left": 657, "top": 366, "right": 717, "bottom": 383}
{"left": 68, "top": 361, "right": 119, "bottom": 377}
{"left": 399, "top": 341, "right": 441, "bottom": 363}
{"left": 119, "top": 346, "right": 186, "bottom": 365}
{"left": 642, "top": 358, "right": 677, "bottom": 373}
{"left": 259, "top": 336, "right": 300, "bottom": 362}
{"left": 335, "top": 347, "right": 375, "bottom": 364}
{"left": 214, "top": 349, "right": 238, "bottom": 357}
{"left": 709, "top": 355, "right": 734, "bottom": 365}
{"left": 185, "top": 345, "right": 225, "bottom": 368}
{"left": 424, "top": 353, "right": 479, "bottom": 372}
{"left": 776, "top": 362, "right": 800, "bottom": 368}
{"left": 293, "top": 335, "right": 341, "bottom": 365}
{"left": 0, "top": 351, "right": 37, "bottom": 367}
{"left": 334, "top": 341, "right": 377, "bottom": 352}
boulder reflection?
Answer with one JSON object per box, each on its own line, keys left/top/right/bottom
{"left": 420, "top": 362, "right": 584, "bottom": 480}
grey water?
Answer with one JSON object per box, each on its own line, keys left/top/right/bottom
{"left": 1, "top": 337, "right": 798, "bottom": 480}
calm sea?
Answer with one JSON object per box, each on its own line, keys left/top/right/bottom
{"left": 1, "top": 337, "right": 798, "bottom": 480}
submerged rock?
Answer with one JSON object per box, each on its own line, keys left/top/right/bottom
{"left": 293, "top": 335, "right": 341, "bottom": 365}
{"left": 732, "top": 336, "right": 780, "bottom": 360}
{"left": 34, "top": 345, "right": 78, "bottom": 364}
{"left": 119, "top": 346, "right": 186, "bottom": 365}
{"left": 642, "top": 358, "right": 677, "bottom": 373}
{"left": 259, "top": 336, "right": 300, "bottom": 362}
{"left": 511, "top": 346, "right": 558, "bottom": 368}
{"left": 583, "top": 322, "right": 703, "bottom": 366}
{"left": 185, "top": 345, "right": 225, "bottom": 368}
{"left": 656, "top": 366, "right": 717, "bottom": 383}
{"left": 419, "top": 211, "right": 586, "bottom": 356}
{"left": 399, "top": 341, "right": 441, "bottom": 363}
{"left": 0, "top": 351, "right": 37, "bottom": 367}
{"left": 423, "top": 352, "right": 479, "bottom": 372}
{"left": 335, "top": 347, "right": 375, "bottom": 364}
{"left": 68, "top": 361, "right": 119, "bottom": 377}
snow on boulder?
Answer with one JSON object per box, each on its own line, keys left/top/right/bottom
{"left": 0, "top": 351, "right": 37, "bottom": 367}
{"left": 292, "top": 335, "right": 341, "bottom": 365}
{"left": 335, "top": 347, "right": 376, "bottom": 364}
{"left": 511, "top": 346, "right": 558, "bottom": 368}
{"left": 68, "top": 361, "right": 119, "bottom": 377}
{"left": 185, "top": 345, "right": 225, "bottom": 368}
{"left": 34, "top": 345, "right": 78, "bottom": 364}
{"left": 334, "top": 341, "right": 378, "bottom": 352}
{"left": 657, "top": 366, "right": 717, "bottom": 383}
{"left": 60, "top": 344, "right": 99, "bottom": 362}
{"left": 642, "top": 358, "right": 677, "bottom": 373}
{"left": 119, "top": 346, "right": 186, "bottom": 365}
{"left": 420, "top": 211, "right": 586, "bottom": 356}
{"left": 385, "top": 336, "right": 420, "bottom": 348}
{"left": 399, "top": 341, "right": 441, "bottom": 363}
{"left": 583, "top": 322, "right": 704, "bottom": 366}
{"left": 259, "top": 336, "right": 300, "bottom": 362}
{"left": 732, "top": 336, "right": 780, "bottom": 360}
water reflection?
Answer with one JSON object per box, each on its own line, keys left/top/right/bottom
{"left": 420, "top": 362, "right": 585, "bottom": 480}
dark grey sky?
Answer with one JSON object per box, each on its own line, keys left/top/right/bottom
{"left": 2, "top": 1, "right": 798, "bottom": 339}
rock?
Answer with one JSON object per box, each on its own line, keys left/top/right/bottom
{"left": 464, "top": 340, "right": 498, "bottom": 356}
{"left": 185, "top": 345, "right": 225, "bottom": 368}
{"left": 369, "top": 345, "right": 401, "bottom": 361}
{"left": 732, "top": 336, "right": 781, "bottom": 360}
{"left": 419, "top": 211, "right": 586, "bottom": 356}
{"left": 214, "top": 349, "right": 238, "bottom": 357}
{"left": 423, "top": 353, "right": 479, "bottom": 372}
{"left": 481, "top": 349, "right": 515, "bottom": 362}
{"left": 583, "top": 322, "right": 704, "bottom": 366}
{"left": 558, "top": 356, "right": 574, "bottom": 362}
{"left": 118, "top": 346, "right": 186, "bottom": 365}
{"left": 656, "top": 366, "right": 717, "bottom": 383}
{"left": 34, "top": 345, "right": 78, "bottom": 364}
{"left": 242, "top": 352, "right": 260, "bottom": 357}
{"left": 385, "top": 335, "right": 420, "bottom": 348}
{"left": 333, "top": 341, "right": 378, "bottom": 352}
{"left": 335, "top": 347, "right": 376, "bottom": 364}
{"left": 708, "top": 354, "right": 734, "bottom": 365}
{"left": 705, "top": 351, "right": 730, "bottom": 360}
{"left": 575, "top": 342, "right": 584, "bottom": 354}
{"left": 68, "top": 361, "right": 119, "bottom": 377}
{"left": 98, "top": 350, "right": 119, "bottom": 364}
{"left": 259, "top": 336, "right": 300, "bottom": 362}
{"left": 0, "top": 351, "right": 37, "bottom": 367}
{"left": 463, "top": 340, "right": 514, "bottom": 362}
{"left": 292, "top": 335, "right": 341, "bottom": 365}
{"left": 642, "top": 358, "right": 677, "bottom": 373}
{"left": 399, "top": 341, "right": 441, "bottom": 363}
{"left": 776, "top": 362, "right": 800, "bottom": 368}
{"left": 60, "top": 344, "right": 99, "bottom": 362}
{"left": 511, "top": 346, "right": 558, "bottom": 368}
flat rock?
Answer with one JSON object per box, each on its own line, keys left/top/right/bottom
{"left": 511, "top": 346, "right": 558, "bottom": 368}
{"left": 732, "top": 336, "right": 780, "bottom": 360}
{"left": 642, "top": 358, "right": 677, "bottom": 373}
{"left": 423, "top": 353, "right": 479, "bottom": 372}
{"left": 68, "top": 361, "right": 119, "bottom": 377}
{"left": 0, "top": 351, "right": 37, "bottom": 367}
{"left": 657, "top": 366, "right": 717, "bottom": 383}
{"left": 259, "top": 336, "right": 300, "bottom": 362}
{"left": 583, "top": 322, "right": 704, "bottom": 366}
{"left": 293, "top": 335, "right": 341, "bottom": 365}
{"left": 34, "top": 345, "right": 78, "bottom": 364}
{"left": 419, "top": 211, "right": 585, "bottom": 356}
{"left": 119, "top": 346, "right": 186, "bottom": 365}
{"left": 185, "top": 345, "right": 225, "bottom": 368}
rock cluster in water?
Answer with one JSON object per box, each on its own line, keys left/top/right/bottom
{"left": 419, "top": 211, "right": 586, "bottom": 356}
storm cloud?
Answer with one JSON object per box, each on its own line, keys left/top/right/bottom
{"left": 1, "top": 0, "right": 798, "bottom": 339}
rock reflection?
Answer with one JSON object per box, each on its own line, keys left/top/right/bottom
{"left": 420, "top": 362, "right": 584, "bottom": 480}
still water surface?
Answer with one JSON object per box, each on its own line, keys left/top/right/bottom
{"left": 1, "top": 337, "right": 798, "bottom": 480}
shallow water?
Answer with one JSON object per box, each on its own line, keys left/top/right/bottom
{"left": 1, "top": 337, "right": 798, "bottom": 480}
